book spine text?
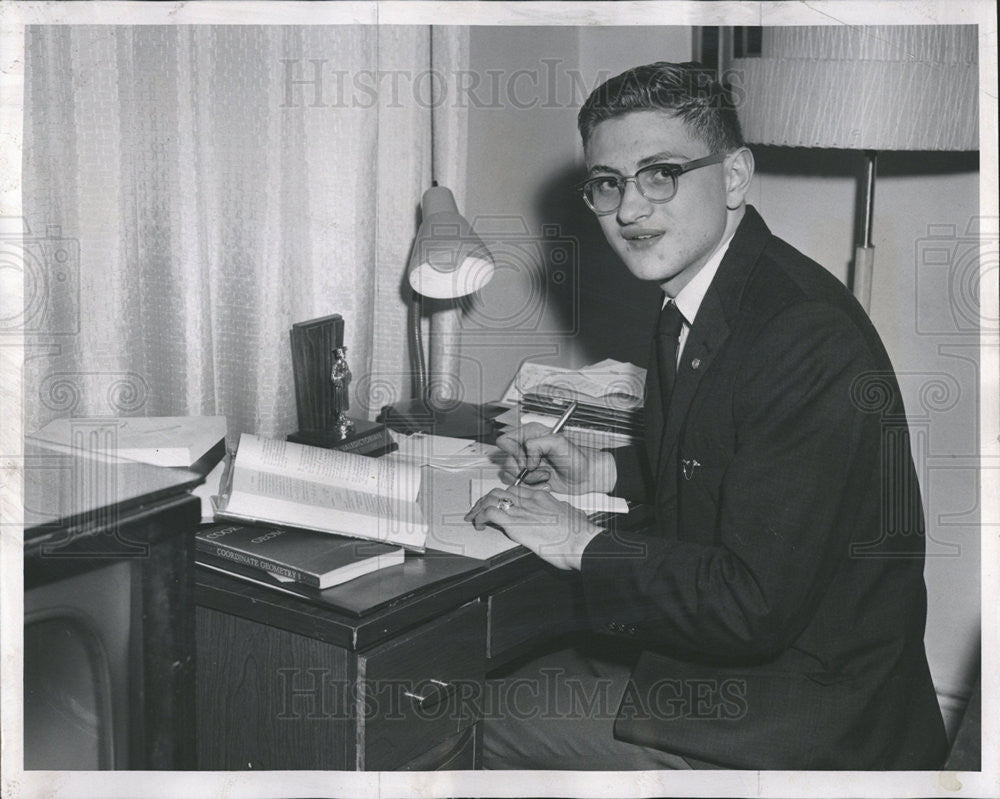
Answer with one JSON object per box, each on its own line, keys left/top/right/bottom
{"left": 194, "top": 540, "right": 318, "bottom": 588}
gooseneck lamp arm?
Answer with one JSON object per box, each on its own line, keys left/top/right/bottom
{"left": 378, "top": 184, "right": 496, "bottom": 437}
{"left": 408, "top": 272, "right": 428, "bottom": 402}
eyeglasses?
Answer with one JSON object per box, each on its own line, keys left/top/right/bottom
{"left": 577, "top": 153, "right": 727, "bottom": 215}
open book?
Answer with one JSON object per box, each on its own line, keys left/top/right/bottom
{"left": 217, "top": 434, "right": 427, "bottom": 551}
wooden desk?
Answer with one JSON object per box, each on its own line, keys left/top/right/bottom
{"left": 24, "top": 446, "right": 203, "bottom": 769}
{"left": 195, "top": 547, "right": 586, "bottom": 770}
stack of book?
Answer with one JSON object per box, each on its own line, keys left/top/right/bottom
{"left": 198, "top": 431, "right": 433, "bottom": 596}
{"left": 495, "top": 359, "right": 646, "bottom": 449}
{"left": 195, "top": 522, "right": 404, "bottom": 593}
{"left": 215, "top": 433, "right": 428, "bottom": 550}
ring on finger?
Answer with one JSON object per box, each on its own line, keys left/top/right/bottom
{"left": 497, "top": 497, "right": 514, "bottom": 512}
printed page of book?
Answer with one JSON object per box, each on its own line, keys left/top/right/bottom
{"left": 222, "top": 484, "right": 427, "bottom": 551}
{"left": 230, "top": 466, "right": 420, "bottom": 523}
{"left": 235, "top": 433, "right": 421, "bottom": 501}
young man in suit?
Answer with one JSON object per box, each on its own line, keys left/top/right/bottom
{"left": 467, "top": 62, "right": 948, "bottom": 770}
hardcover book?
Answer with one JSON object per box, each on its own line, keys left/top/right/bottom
{"left": 195, "top": 523, "right": 403, "bottom": 589}
{"left": 195, "top": 548, "right": 486, "bottom": 617}
{"left": 216, "top": 433, "right": 427, "bottom": 550}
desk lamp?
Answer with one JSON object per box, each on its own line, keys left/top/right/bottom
{"left": 731, "top": 26, "right": 978, "bottom": 312}
{"left": 379, "top": 183, "right": 495, "bottom": 437}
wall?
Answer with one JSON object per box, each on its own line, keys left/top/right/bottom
{"left": 460, "top": 26, "right": 692, "bottom": 403}
{"left": 459, "top": 26, "right": 981, "bottom": 738}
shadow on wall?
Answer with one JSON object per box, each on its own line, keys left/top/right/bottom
{"left": 532, "top": 160, "right": 662, "bottom": 368}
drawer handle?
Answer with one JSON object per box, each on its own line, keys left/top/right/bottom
{"left": 403, "top": 679, "right": 455, "bottom": 710}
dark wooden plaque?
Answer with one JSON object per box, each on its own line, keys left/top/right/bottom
{"left": 289, "top": 314, "right": 345, "bottom": 433}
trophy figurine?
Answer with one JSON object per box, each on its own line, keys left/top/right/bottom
{"left": 330, "top": 345, "right": 355, "bottom": 440}
{"left": 288, "top": 315, "right": 396, "bottom": 456}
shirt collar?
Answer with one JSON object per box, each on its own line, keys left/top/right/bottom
{"left": 664, "top": 228, "right": 737, "bottom": 326}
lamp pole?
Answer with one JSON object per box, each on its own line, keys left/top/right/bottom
{"left": 853, "top": 150, "right": 878, "bottom": 312}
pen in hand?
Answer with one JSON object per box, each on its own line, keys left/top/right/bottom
{"left": 511, "top": 400, "right": 578, "bottom": 487}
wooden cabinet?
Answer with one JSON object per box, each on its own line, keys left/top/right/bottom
{"left": 196, "top": 600, "right": 486, "bottom": 770}
{"left": 195, "top": 552, "right": 582, "bottom": 770}
{"left": 195, "top": 607, "right": 356, "bottom": 769}
{"left": 359, "top": 601, "right": 485, "bottom": 770}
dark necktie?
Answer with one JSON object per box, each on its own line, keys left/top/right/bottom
{"left": 656, "top": 301, "right": 684, "bottom": 408}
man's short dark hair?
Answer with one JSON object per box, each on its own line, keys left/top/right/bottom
{"left": 578, "top": 62, "right": 744, "bottom": 153}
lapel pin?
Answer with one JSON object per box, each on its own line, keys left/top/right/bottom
{"left": 691, "top": 358, "right": 701, "bottom": 370}
{"left": 681, "top": 458, "right": 701, "bottom": 480}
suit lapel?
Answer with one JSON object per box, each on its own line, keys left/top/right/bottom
{"left": 651, "top": 206, "right": 773, "bottom": 493}
{"left": 656, "top": 286, "right": 730, "bottom": 489}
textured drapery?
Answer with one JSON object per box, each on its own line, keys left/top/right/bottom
{"left": 22, "top": 24, "right": 468, "bottom": 439}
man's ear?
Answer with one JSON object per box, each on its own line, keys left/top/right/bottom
{"left": 724, "top": 147, "right": 755, "bottom": 210}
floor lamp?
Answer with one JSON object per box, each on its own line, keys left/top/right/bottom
{"left": 379, "top": 184, "right": 496, "bottom": 437}
{"left": 731, "top": 26, "right": 978, "bottom": 312}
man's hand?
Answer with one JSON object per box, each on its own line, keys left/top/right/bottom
{"left": 464, "top": 485, "right": 603, "bottom": 571}
{"left": 495, "top": 422, "right": 617, "bottom": 495}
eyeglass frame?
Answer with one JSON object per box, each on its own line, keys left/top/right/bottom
{"left": 576, "top": 152, "right": 728, "bottom": 215}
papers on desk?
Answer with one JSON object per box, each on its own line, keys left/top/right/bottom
{"left": 499, "top": 358, "right": 645, "bottom": 411}
{"left": 389, "top": 431, "right": 500, "bottom": 471}
{"left": 495, "top": 359, "right": 645, "bottom": 449}
{"left": 380, "top": 428, "right": 628, "bottom": 560}
{"left": 493, "top": 407, "right": 635, "bottom": 450}
{"left": 470, "top": 475, "right": 628, "bottom": 516}
{"left": 421, "top": 470, "right": 522, "bottom": 560}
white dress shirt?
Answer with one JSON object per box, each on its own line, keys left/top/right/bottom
{"left": 664, "top": 229, "right": 736, "bottom": 365}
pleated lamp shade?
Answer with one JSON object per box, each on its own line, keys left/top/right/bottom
{"left": 730, "top": 26, "right": 978, "bottom": 311}
{"left": 731, "top": 26, "right": 979, "bottom": 150}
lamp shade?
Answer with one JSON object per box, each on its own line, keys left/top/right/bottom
{"left": 731, "top": 26, "right": 978, "bottom": 151}
{"left": 407, "top": 185, "right": 495, "bottom": 299}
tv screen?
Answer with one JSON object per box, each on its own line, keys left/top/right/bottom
{"left": 24, "top": 560, "right": 133, "bottom": 769}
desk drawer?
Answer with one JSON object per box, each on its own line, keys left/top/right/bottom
{"left": 358, "top": 601, "right": 485, "bottom": 770}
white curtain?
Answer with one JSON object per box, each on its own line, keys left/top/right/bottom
{"left": 22, "top": 24, "right": 468, "bottom": 439}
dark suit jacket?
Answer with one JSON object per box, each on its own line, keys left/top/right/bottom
{"left": 580, "top": 206, "right": 947, "bottom": 769}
